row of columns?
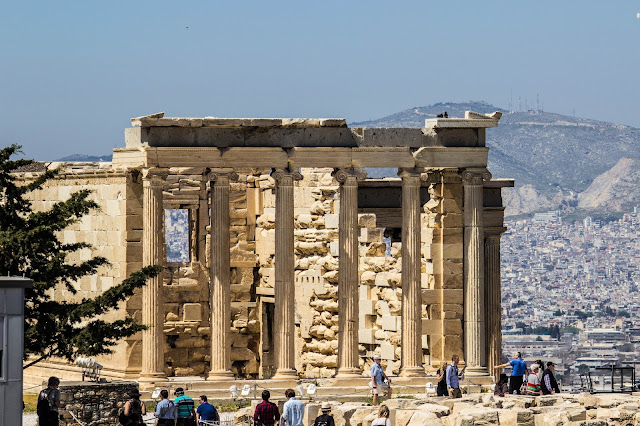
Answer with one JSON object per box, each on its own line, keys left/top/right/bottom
{"left": 138, "top": 166, "right": 504, "bottom": 381}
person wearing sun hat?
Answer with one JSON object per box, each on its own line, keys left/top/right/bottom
{"left": 174, "top": 387, "right": 196, "bottom": 426}
{"left": 313, "top": 402, "right": 335, "bottom": 426}
{"left": 370, "top": 355, "right": 391, "bottom": 405}
{"left": 122, "top": 389, "right": 146, "bottom": 426}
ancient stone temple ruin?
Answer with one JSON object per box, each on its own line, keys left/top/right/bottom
{"left": 22, "top": 111, "right": 512, "bottom": 389}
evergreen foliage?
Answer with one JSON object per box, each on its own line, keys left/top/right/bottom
{"left": 0, "top": 144, "right": 162, "bottom": 369}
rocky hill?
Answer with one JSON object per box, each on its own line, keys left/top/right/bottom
{"left": 352, "top": 102, "right": 640, "bottom": 216}
{"left": 578, "top": 157, "right": 640, "bottom": 212}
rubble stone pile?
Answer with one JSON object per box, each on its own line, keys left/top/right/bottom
{"left": 235, "top": 393, "right": 640, "bottom": 426}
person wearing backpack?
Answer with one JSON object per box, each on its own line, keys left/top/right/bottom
{"left": 155, "top": 389, "right": 178, "bottom": 425}
{"left": 173, "top": 387, "right": 196, "bottom": 426}
{"left": 37, "top": 376, "right": 61, "bottom": 426}
{"left": 120, "top": 389, "right": 146, "bottom": 426}
{"left": 436, "top": 361, "right": 449, "bottom": 397}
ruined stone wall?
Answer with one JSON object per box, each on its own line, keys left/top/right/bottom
{"left": 23, "top": 164, "right": 141, "bottom": 376}
{"left": 254, "top": 169, "right": 461, "bottom": 378}
{"left": 159, "top": 167, "right": 267, "bottom": 378}
{"left": 21, "top": 164, "right": 466, "bottom": 380}
{"left": 422, "top": 176, "right": 465, "bottom": 366}
{"left": 58, "top": 381, "right": 139, "bottom": 426}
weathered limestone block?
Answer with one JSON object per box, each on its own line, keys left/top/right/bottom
{"left": 366, "top": 242, "right": 387, "bottom": 257}
{"left": 408, "top": 411, "right": 441, "bottom": 426}
{"left": 325, "top": 213, "right": 339, "bottom": 229}
{"left": 323, "top": 270, "right": 339, "bottom": 284}
{"left": 310, "top": 299, "right": 339, "bottom": 312}
{"left": 332, "top": 403, "right": 369, "bottom": 426}
{"left": 358, "top": 214, "right": 376, "bottom": 228}
{"left": 295, "top": 241, "right": 328, "bottom": 255}
{"left": 388, "top": 300, "right": 401, "bottom": 315}
{"left": 349, "top": 407, "right": 379, "bottom": 426}
{"left": 182, "top": 303, "right": 202, "bottom": 322}
{"left": 231, "top": 347, "right": 256, "bottom": 361}
{"left": 359, "top": 329, "right": 375, "bottom": 344}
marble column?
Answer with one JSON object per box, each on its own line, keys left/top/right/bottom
{"left": 272, "top": 168, "right": 302, "bottom": 379}
{"left": 462, "top": 169, "right": 491, "bottom": 376}
{"left": 208, "top": 172, "right": 237, "bottom": 379}
{"left": 140, "top": 169, "right": 168, "bottom": 384}
{"left": 399, "top": 169, "right": 427, "bottom": 377}
{"left": 335, "top": 168, "right": 367, "bottom": 377}
{"left": 485, "top": 229, "right": 505, "bottom": 380}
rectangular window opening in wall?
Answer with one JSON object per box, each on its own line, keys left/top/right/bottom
{"left": 165, "top": 209, "right": 190, "bottom": 263}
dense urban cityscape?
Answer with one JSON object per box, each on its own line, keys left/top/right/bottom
{"left": 501, "top": 209, "right": 640, "bottom": 390}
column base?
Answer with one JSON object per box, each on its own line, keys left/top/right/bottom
{"left": 463, "top": 366, "right": 490, "bottom": 377}
{"left": 207, "top": 370, "right": 235, "bottom": 380}
{"left": 335, "top": 367, "right": 362, "bottom": 378}
{"left": 138, "top": 372, "right": 168, "bottom": 389}
{"left": 399, "top": 366, "right": 426, "bottom": 377}
{"left": 272, "top": 368, "right": 298, "bottom": 380}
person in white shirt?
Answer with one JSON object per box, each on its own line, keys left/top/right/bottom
{"left": 281, "top": 388, "right": 304, "bottom": 426}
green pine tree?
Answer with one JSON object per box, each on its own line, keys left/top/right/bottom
{"left": 0, "top": 144, "right": 162, "bottom": 369}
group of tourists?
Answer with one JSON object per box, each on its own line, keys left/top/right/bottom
{"left": 253, "top": 388, "right": 305, "bottom": 426}
{"left": 127, "top": 387, "right": 219, "bottom": 426}
{"left": 433, "top": 352, "right": 561, "bottom": 398}
{"left": 252, "top": 389, "right": 392, "bottom": 426}
{"left": 494, "top": 352, "right": 560, "bottom": 396}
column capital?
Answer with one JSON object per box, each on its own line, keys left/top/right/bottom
{"left": 271, "top": 168, "right": 303, "bottom": 184}
{"left": 485, "top": 226, "right": 507, "bottom": 238}
{"left": 334, "top": 168, "right": 367, "bottom": 184}
{"left": 142, "top": 168, "right": 169, "bottom": 185}
{"left": 398, "top": 167, "right": 429, "bottom": 182}
{"left": 462, "top": 168, "right": 492, "bottom": 185}
{"left": 207, "top": 170, "right": 238, "bottom": 183}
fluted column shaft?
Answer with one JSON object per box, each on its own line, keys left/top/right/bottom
{"left": 485, "top": 231, "right": 504, "bottom": 380}
{"left": 208, "top": 172, "right": 236, "bottom": 379}
{"left": 335, "top": 169, "right": 366, "bottom": 377}
{"left": 462, "top": 169, "right": 491, "bottom": 376}
{"left": 272, "top": 169, "right": 302, "bottom": 379}
{"left": 398, "top": 169, "right": 426, "bottom": 377}
{"left": 140, "top": 169, "right": 167, "bottom": 383}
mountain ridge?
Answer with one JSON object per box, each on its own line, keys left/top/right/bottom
{"left": 352, "top": 101, "right": 640, "bottom": 216}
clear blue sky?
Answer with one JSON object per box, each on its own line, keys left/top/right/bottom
{"left": 2, "top": 1, "right": 639, "bottom": 160}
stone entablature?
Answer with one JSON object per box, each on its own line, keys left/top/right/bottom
{"left": 20, "top": 111, "right": 513, "bottom": 386}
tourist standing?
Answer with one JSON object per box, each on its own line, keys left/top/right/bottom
{"left": 446, "top": 354, "right": 464, "bottom": 398}
{"left": 313, "top": 402, "right": 335, "bottom": 426}
{"left": 370, "top": 355, "right": 392, "bottom": 405}
{"left": 535, "top": 359, "right": 545, "bottom": 382}
{"left": 494, "top": 351, "right": 527, "bottom": 395}
{"left": 371, "top": 404, "right": 392, "bottom": 426}
{"left": 436, "top": 361, "right": 449, "bottom": 397}
{"left": 37, "top": 376, "right": 61, "bottom": 426}
{"left": 195, "top": 395, "right": 219, "bottom": 426}
{"left": 253, "top": 390, "right": 280, "bottom": 426}
{"left": 541, "top": 362, "right": 561, "bottom": 395}
{"left": 174, "top": 387, "right": 196, "bottom": 426}
{"left": 525, "top": 364, "right": 542, "bottom": 396}
{"left": 122, "top": 389, "right": 146, "bottom": 426}
{"left": 155, "top": 390, "right": 177, "bottom": 425}
{"left": 281, "top": 388, "right": 304, "bottom": 426}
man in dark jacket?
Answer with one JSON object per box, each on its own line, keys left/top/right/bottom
{"left": 541, "top": 362, "right": 561, "bottom": 394}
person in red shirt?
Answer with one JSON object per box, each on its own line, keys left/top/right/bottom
{"left": 253, "top": 390, "right": 280, "bottom": 426}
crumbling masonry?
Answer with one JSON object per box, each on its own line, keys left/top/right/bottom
{"left": 21, "top": 112, "right": 513, "bottom": 389}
